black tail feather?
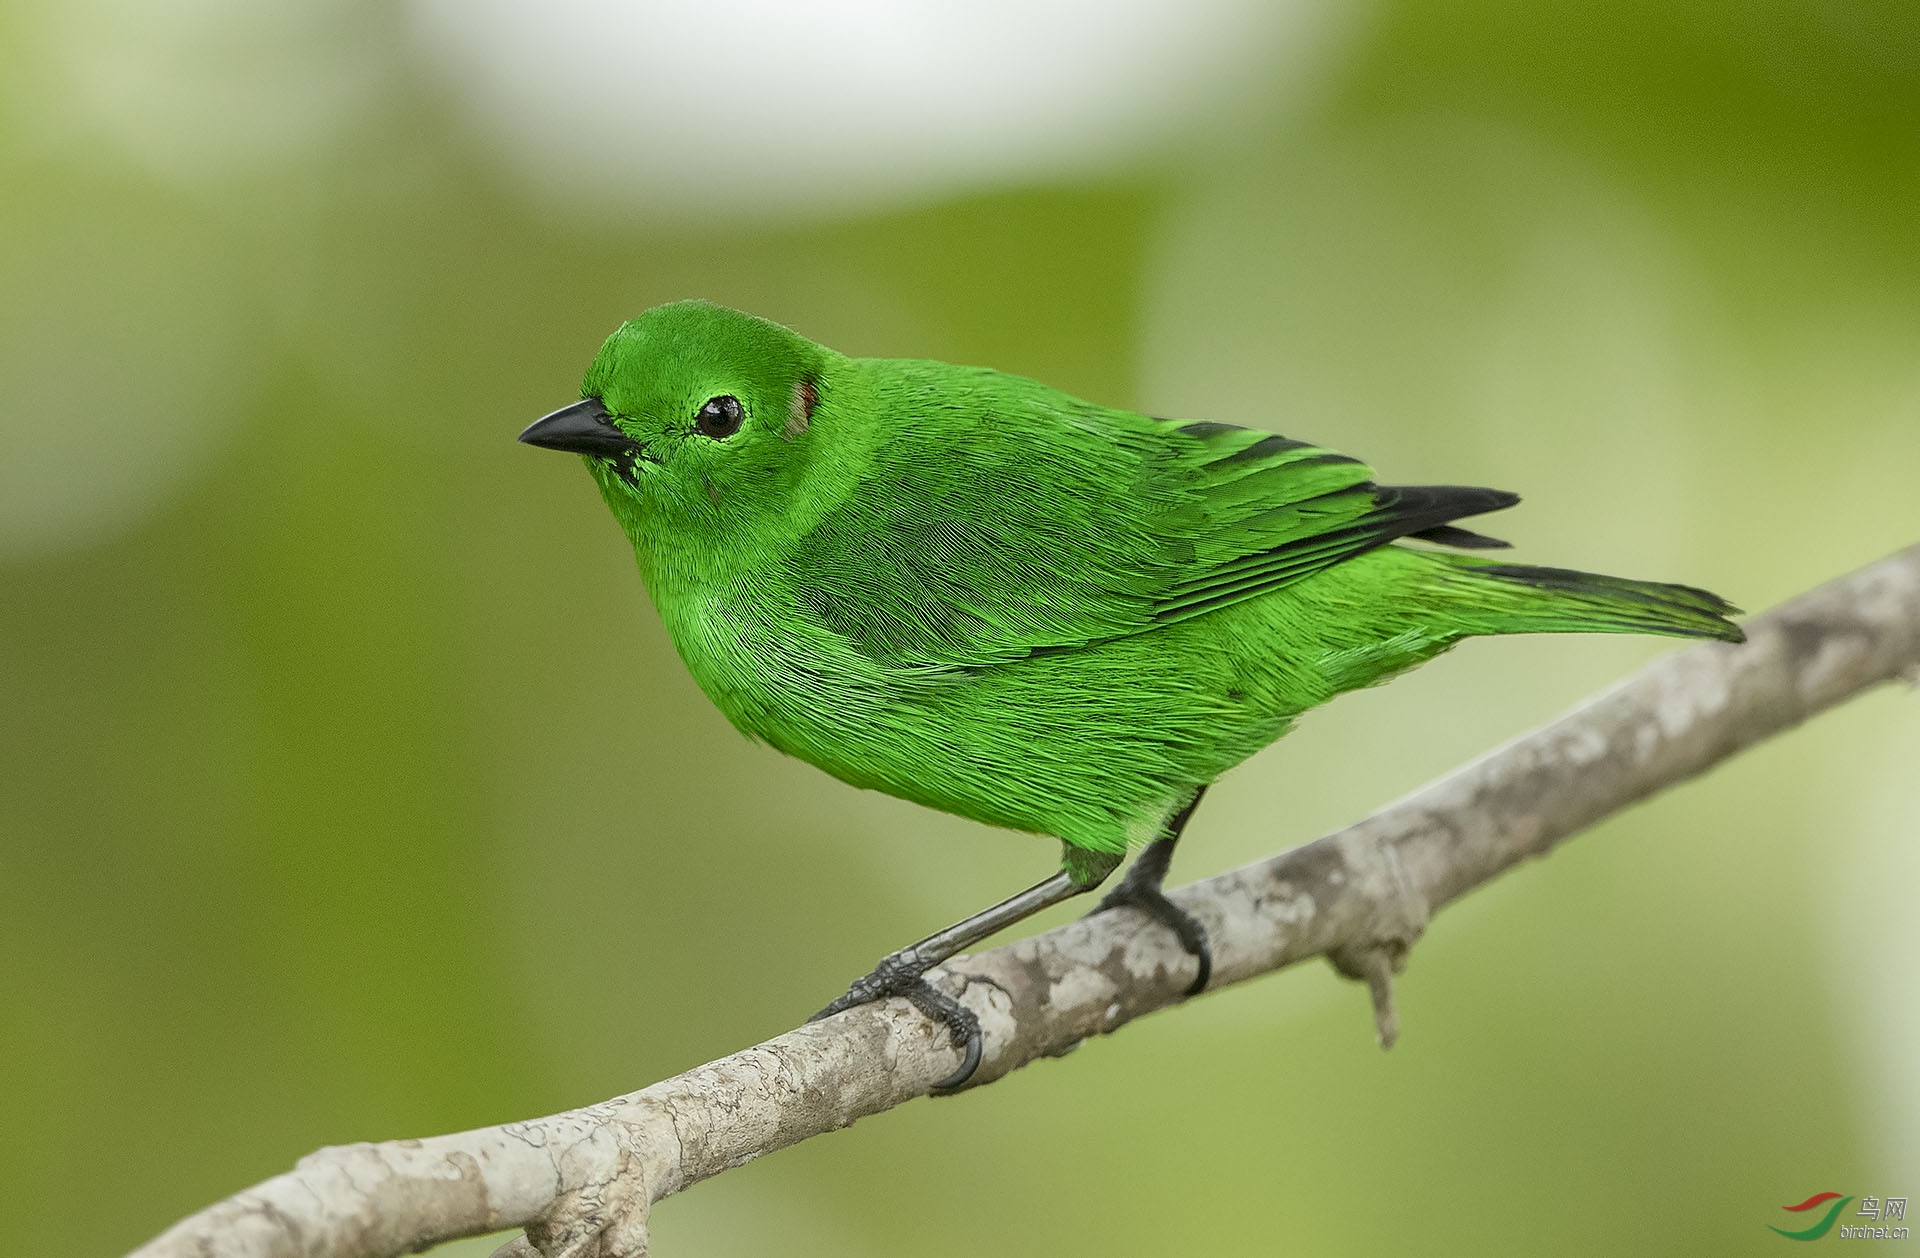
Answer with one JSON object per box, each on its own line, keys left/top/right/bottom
{"left": 1455, "top": 560, "right": 1746, "bottom": 642}
{"left": 1408, "top": 523, "right": 1511, "bottom": 550}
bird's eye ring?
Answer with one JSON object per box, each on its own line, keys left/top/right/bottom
{"left": 696, "top": 395, "right": 744, "bottom": 439}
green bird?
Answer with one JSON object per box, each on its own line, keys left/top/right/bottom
{"left": 520, "top": 299, "right": 1743, "bottom": 1089}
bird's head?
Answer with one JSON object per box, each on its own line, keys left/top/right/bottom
{"left": 520, "top": 300, "right": 832, "bottom": 548}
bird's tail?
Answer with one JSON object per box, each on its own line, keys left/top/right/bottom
{"left": 1432, "top": 555, "right": 1746, "bottom": 642}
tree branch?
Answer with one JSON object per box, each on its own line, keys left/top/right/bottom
{"left": 130, "top": 543, "right": 1920, "bottom": 1258}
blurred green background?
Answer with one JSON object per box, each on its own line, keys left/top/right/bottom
{"left": 3, "top": 2, "right": 1918, "bottom": 1254}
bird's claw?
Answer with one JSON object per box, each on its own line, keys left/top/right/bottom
{"left": 810, "top": 955, "right": 984, "bottom": 1094}
{"left": 1088, "top": 881, "right": 1212, "bottom": 996}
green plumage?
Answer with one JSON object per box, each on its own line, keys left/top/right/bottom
{"left": 542, "top": 300, "right": 1742, "bottom": 879}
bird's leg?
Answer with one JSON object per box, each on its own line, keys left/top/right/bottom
{"left": 810, "top": 863, "right": 1112, "bottom": 1093}
{"left": 1088, "top": 787, "right": 1213, "bottom": 995}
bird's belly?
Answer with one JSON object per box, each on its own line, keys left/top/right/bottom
{"left": 657, "top": 555, "right": 1466, "bottom": 853}
{"left": 667, "top": 603, "right": 1283, "bottom": 852}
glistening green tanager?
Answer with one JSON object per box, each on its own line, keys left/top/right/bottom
{"left": 521, "top": 300, "right": 1742, "bottom": 1089}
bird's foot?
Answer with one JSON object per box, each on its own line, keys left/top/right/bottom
{"left": 810, "top": 953, "right": 983, "bottom": 1094}
{"left": 1089, "top": 879, "right": 1212, "bottom": 996}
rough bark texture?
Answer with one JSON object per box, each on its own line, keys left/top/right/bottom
{"left": 130, "top": 543, "right": 1920, "bottom": 1258}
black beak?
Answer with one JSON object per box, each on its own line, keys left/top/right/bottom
{"left": 518, "top": 398, "right": 645, "bottom": 460}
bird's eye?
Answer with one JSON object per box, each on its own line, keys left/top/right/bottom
{"left": 695, "top": 395, "right": 744, "bottom": 439}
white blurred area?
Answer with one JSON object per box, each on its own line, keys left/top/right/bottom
{"left": 403, "top": 0, "right": 1353, "bottom": 221}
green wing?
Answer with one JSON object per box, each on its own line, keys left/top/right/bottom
{"left": 785, "top": 365, "right": 1516, "bottom": 669}
{"left": 1140, "top": 421, "right": 1516, "bottom": 628}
